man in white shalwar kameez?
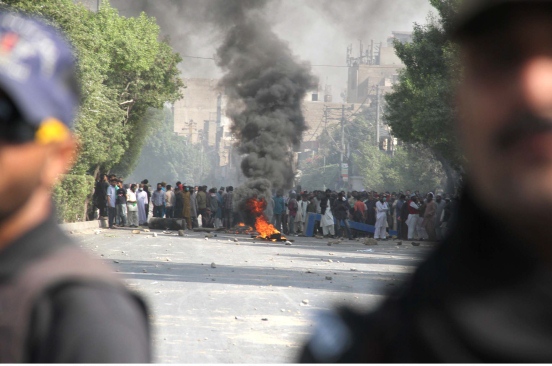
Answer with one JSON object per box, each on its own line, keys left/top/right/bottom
{"left": 137, "top": 184, "right": 149, "bottom": 226}
{"left": 321, "top": 208, "right": 335, "bottom": 237}
{"left": 375, "top": 196, "right": 389, "bottom": 240}
{"left": 405, "top": 196, "right": 421, "bottom": 240}
{"left": 320, "top": 196, "right": 335, "bottom": 237}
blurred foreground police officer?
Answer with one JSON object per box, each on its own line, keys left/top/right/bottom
{"left": 300, "top": 0, "right": 552, "bottom": 362}
{"left": 0, "top": 11, "right": 150, "bottom": 362}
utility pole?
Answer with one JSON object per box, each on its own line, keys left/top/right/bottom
{"left": 97, "top": 0, "right": 100, "bottom": 12}
{"left": 376, "top": 84, "right": 380, "bottom": 149}
{"left": 341, "top": 104, "right": 345, "bottom": 164}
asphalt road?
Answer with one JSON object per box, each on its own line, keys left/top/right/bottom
{"left": 72, "top": 227, "right": 435, "bottom": 363}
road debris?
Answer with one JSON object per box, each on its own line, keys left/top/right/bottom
{"left": 211, "top": 262, "right": 216, "bottom": 268}
{"left": 363, "top": 238, "right": 378, "bottom": 246}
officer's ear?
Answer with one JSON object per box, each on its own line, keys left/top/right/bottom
{"left": 40, "top": 134, "right": 77, "bottom": 189}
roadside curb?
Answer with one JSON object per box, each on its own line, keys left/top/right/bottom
{"left": 60, "top": 218, "right": 107, "bottom": 232}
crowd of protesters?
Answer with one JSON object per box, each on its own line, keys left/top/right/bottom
{"left": 268, "top": 189, "right": 458, "bottom": 242}
{"left": 93, "top": 174, "right": 238, "bottom": 230}
{"left": 93, "top": 174, "right": 456, "bottom": 241}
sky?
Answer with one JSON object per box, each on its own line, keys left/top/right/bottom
{"left": 109, "top": 0, "right": 435, "bottom": 101}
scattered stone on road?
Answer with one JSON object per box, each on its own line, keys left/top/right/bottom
{"left": 302, "top": 299, "right": 309, "bottom": 305}
{"left": 325, "top": 276, "right": 332, "bottom": 280}
{"left": 211, "top": 262, "right": 216, "bottom": 268}
{"left": 178, "top": 230, "right": 185, "bottom": 236}
{"left": 285, "top": 241, "right": 292, "bottom": 245}
{"left": 143, "top": 229, "right": 150, "bottom": 232}
{"left": 363, "top": 238, "right": 378, "bottom": 246}
{"left": 132, "top": 230, "right": 141, "bottom": 234}
{"left": 411, "top": 242, "right": 420, "bottom": 246}
{"left": 350, "top": 268, "right": 358, "bottom": 272}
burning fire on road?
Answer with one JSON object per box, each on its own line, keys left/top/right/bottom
{"left": 245, "top": 197, "right": 287, "bottom": 242}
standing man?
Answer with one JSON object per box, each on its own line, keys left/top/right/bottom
{"left": 0, "top": 12, "right": 150, "bottom": 362}
{"left": 405, "top": 195, "right": 420, "bottom": 240}
{"left": 395, "top": 193, "right": 406, "bottom": 239}
{"left": 222, "top": 186, "right": 234, "bottom": 229}
{"left": 190, "top": 185, "right": 199, "bottom": 228}
{"left": 196, "top": 186, "right": 207, "bottom": 227}
{"left": 423, "top": 193, "right": 437, "bottom": 241}
{"left": 320, "top": 189, "right": 335, "bottom": 238}
{"left": 332, "top": 192, "right": 352, "bottom": 240}
{"left": 94, "top": 173, "right": 108, "bottom": 219}
{"left": 182, "top": 185, "right": 192, "bottom": 230}
{"left": 273, "top": 189, "right": 285, "bottom": 232}
{"left": 151, "top": 183, "right": 165, "bottom": 218}
{"left": 115, "top": 179, "right": 128, "bottom": 227}
{"left": 164, "top": 184, "right": 175, "bottom": 219}
{"left": 301, "top": 0, "right": 552, "bottom": 362}
{"left": 374, "top": 194, "right": 389, "bottom": 240}
{"left": 137, "top": 183, "right": 149, "bottom": 226}
{"left": 127, "top": 183, "right": 139, "bottom": 228}
{"left": 106, "top": 177, "right": 118, "bottom": 229}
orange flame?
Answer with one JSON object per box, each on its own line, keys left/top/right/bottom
{"left": 246, "top": 198, "right": 286, "bottom": 241}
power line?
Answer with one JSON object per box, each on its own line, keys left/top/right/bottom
{"left": 180, "top": 55, "right": 349, "bottom": 68}
{"left": 181, "top": 55, "right": 215, "bottom": 60}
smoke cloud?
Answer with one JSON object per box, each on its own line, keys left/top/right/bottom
{"left": 215, "top": 2, "right": 317, "bottom": 191}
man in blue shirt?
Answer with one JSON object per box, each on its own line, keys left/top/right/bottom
{"left": 272, "top": 189, "right": 285, "bottom": 232}
{"left": 106, "top": 178, "right": 118, "bottom": 228}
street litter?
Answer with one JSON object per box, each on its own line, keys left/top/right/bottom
{"left": 357, "top": 249, "right": 374, "bottom": 253}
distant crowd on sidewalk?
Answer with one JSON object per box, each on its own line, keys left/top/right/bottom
{"left": 92, "top": 174, "right": 238, "bottom": 230}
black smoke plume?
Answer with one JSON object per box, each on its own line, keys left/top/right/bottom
{"left": 216, "top": 3, "right": 317, "bottom": 192}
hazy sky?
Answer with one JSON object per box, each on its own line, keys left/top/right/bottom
{"left": 110, "top": 0, "right": 435, "bottom": 101}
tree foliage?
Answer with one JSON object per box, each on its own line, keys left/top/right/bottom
{"left": 299, "top": 105, "right": 446, "bottom": 192}
{"left": 384, "top": 0, "right": 463, "bottom": 192}
{"left": 2, "top": 0, "right": 183, "bottom": 176}
{"left": 1, "top": 0, "right": 184, "bottom": 221}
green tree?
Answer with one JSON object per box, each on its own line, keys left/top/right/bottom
{"left": 384, "top": 0, "right": 463, "bottom": 193}
{"left": 2, "top": 0, "right": 183, "bottom": 177}
{"left": 1, "top": 0, "right": 184, "bottom": 221}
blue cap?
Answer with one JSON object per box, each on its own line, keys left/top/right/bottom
{"left": 0, "top": 12, "right": 79, "bottom": 128}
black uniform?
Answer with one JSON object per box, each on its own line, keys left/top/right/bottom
{"left": 300, "top": 188, "right": 552, "bottom": 362}
{"left": 0, "top": 213, "right": 151, "bottom": 363}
